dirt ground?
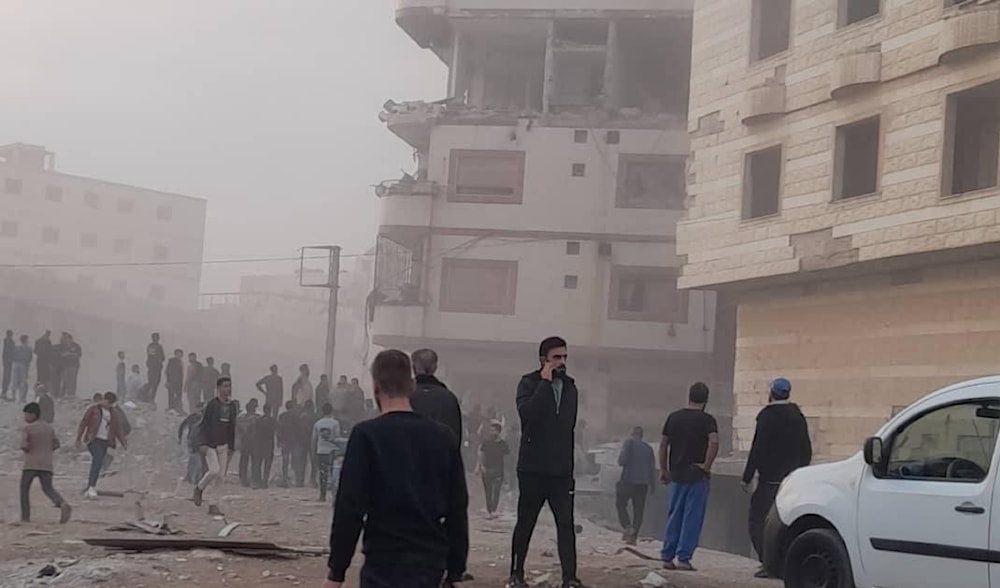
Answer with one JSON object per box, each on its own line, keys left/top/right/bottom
{"left": 0, "top": 401, "right": 772, "bottom": 588}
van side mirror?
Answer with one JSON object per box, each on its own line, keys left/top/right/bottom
{"left": 863, "top": 437, "right": 884, "bottom": 466}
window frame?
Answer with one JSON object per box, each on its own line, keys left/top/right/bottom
{"left": 607, "top": 265, "right": 689, "bottom": 323}
{"left": 875, "top": 397, "right": 1000, "bottom": 484}
{"left": 742, "top": 144, "right": 784, "bottom": 220}
{"left": 941, "top": 80, "right": 1000, "bottom": 198}
{"left": 837, "top": 0, "right": 881, "bottom": 28}
{"left": 615, "top": 154, "right": 687, "bottom": 210}
{"left": 439, "top": 258, "right": 518, "bottom": 315}
{"left": 447, "top": 149, "right": 526, "bottom": 205}
{"left": 833, "top": 115, "right": 882, "bottom": 201}
{"left": 750, "top": 0, "right": 792, "bottom": 63}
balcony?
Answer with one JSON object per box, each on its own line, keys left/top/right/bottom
{"left": 395, "top": 0, "right": 449, "bottom": 49}
{"left": 370, "top": 303, "right": 427, "bottom": 347}
{"left": 831, "top": 47, "right": 881, "bottom": 99}
{"left": 939, "top": 2, "right": 1000, "bottom": 64}
{"left": 741, "top": 81, "right": 786, "bottom": 126}
{"left": 375, "top": 177, "right": 437, "bottom": 228}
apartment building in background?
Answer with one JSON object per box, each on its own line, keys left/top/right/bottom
{"left": 372, "top": 0, "right": 735, "bottom": 442}
{"left": 0, "top": 142, "right": 206, "bottom": 309}
{"left": 679, "top": 0, "right": 1000, "bottom": 457}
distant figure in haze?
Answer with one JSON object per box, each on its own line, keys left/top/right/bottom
{"left": 237, "top": 398, "right": 261, "bottom": 487}
{"left": 220, "top": 362, "right": 232, "bottom": 380}
{"left": 75, "top": 392, "right": 128, "bottom": 500}
{"left": 346, "top": 378, "right": 366, "bottom": 431}
{"left": 20, "top": 402, "right": 72, "bottom": 524}
{"left": 116, "top": 351, "right": 127, "bottom": 398}
{"left": 476, "top": 420, "right": 509, "bottom": 519}
{"left": 36, "top": 385, "right": 55, "bottom": 424}
{"left": 616, "top": 426, "right": 656, "bottom": 546}
{"left": 277, "top": 400, "right": 298, "bottom": 487}
{"left": 201, "top": 357, "right": 221, "bottom": 405}
{"left": 2, "top": 329, "right": 14, "bottom": 401}
{"left": 179, "top": 401, "right": 206, "bottom": 484}
{"left": 146, "top": 332, "right": 165, "bottom": 404}
{"left": 126, "top": 364, "right": 144, "bottom": 402}
{"left": 256, "top": 365, "right": 284, "bottom": 412}
{"left": 57, "top": 333, "right": 82, "bottom": 399}
{"left": 409, "top": 349, "right": 463, "bottom": 445}
{"left": 185, "top": 353, "right": 203, "bottom": 414}
{"left": 34, "top": 331, "right": 53, "bottom": 393}
{"left": 315, "top": 374, "right": 332, "bottom": 414}
{"left": 292, "top": 364, "right": 313, "bottom": 407}
{"left": 11, "top": 334, "right": 34, "bottom": 403}
{"left": 166, "top": 349, "right": 185, "bottom": 413}
{"left": 250, "top": 404, "right": 278, "bottom": 489}
{"left": 312, "top": 402, "right": 340, "bottom": 502}
{"left": 300, "top": 399, "right": 319, "bottom": 488}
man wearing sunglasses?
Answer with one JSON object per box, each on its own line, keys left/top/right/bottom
{"left": 509, "top": 336, "right": 583, "bottom": 588}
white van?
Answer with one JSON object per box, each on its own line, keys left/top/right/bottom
{"left": 763, "top": 376, "right": 1000, "bottom": 588}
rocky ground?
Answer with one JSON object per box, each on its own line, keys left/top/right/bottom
{"left": 0, "top": 400, "right": 776, "bottom": 588}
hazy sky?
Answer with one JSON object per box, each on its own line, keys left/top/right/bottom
{"left": 0, "top": 0, "right": 446, "bottom": 290}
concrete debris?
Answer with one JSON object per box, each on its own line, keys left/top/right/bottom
{"left": 638, "top": 571, "right": 669, "bottom": 587}
{"left": 531, "top": 572, "right": 553, "bottom": 586}
{"left": 36, "top": 564, "right": 58, "bottom": 578}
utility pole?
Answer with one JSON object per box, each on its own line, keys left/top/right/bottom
{"left": 300, "top": 245, "right": 341, "bottom": 380}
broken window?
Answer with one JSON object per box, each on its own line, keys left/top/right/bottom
{"left": 835, "top": 116, "right": 880, "bottom": 200}
{"left": 550, "top": 19, "right": 608, "bottom": 111}
{"left": 744, "top": 146, "right": 782, "bottom": 219}
{"left": 616, "top": 155, "right": 686, "bottom": 210}
{"left": 457, "top": 31, "right": 545, "bottom": 111}
{"left": 608, "top": 266, "right": 687, "bottom": 323}
{"left": 840, "top": 0, "right": 880, "bottom": 26}
{"left": 751, "top": 0, "right": 791, "bottom": 62}
{"left": 611, "top": 19, "right": 691, "bottom": 115}
{"left": 374, "top": 234, "right": 424, "bottom": 305}
{"left": 944, "top": 81, "right": 1000, "bottom": 196}
{"left": 448, "top": 150, "right": 526, "bottom": 204}
{"left": 440, "top": 258, "right": 518, "bottom": 315}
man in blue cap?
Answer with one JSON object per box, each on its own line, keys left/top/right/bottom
{"left": 741, "top": 377, "right": 812, "bottom": 578}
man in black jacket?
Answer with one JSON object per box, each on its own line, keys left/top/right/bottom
{"left": 165, "top": 349, "right": 185, "bottom": 413}
{"left": 741, "top": 377, "right": 812, "bottom": 578}
{"left": 509, "top": 336, "right": 583, "bottom": 588}
{"left": 193, "top": 377, "right": 236, "bottom": 516}
{"left": 409, "top": 348, "right": 463, "bottom": 445}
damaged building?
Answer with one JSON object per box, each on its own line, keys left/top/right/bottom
{"left": 679, "top": 0, "right": 1000, "bottom": 457}
{"left": 371, "top": 0, "right": 735, "bottom": 444}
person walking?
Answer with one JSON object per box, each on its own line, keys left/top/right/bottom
{"left": 34, "top": 331, "right": 53, "bottom": 394}
{"left": 146, "top": 333, "right": 165, "bottom": 404}
{"left": 256, "top": 364, "right": 284, "bottom": 410}
{"left": 323, "top": 349, "right": 468, "bottom": 588}
{"left": 20, "top": 402, "right": 72, "bottom": 524}
{"left": 312, "top": 402, "right": 340, "bottom": 502}
{"left": 741, "top": 377, "right": 812, "bottom": 578}
{"left": 75, "top": 392, "right": 128, "bottom": 499}
{"left": 184, "top": 353, "right": 203, "bottom": 414}
{"left": 476, "top": 420, "right": 509, "bottom": 519}
{"left": 193, "top": 377, "right": 237, "bottom": 516}
{"left": 410, "top": 349, "right": 463, "bottom": 444}
{"left": 658, "top": 382, "right": 718, "bottom": 572}
{"left": 11, "top": 334, "right": 33, "bottom": 403}
{"left": 165, "top": 349, "right": 185, "bottom": 413}
{"left": 178, "top": 402, "right": 205, "bottom": 484}
{"left": 616, "top": 426, "right": 656, "bottom": 545}
{"left": 509, "top": 336, "right": 583, "bottom": 588}
{"left": 2, "top": 329, "right": 15, "bottom": 401}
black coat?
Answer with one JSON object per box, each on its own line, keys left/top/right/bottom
{"left": 411, "top": 375, "right": 463, "bottom": 445}
{"left": 516, "top": 370, "right": 578, "bottom": 477}
{"left": 742, "top": 402, "right": 812, "bottom": 484}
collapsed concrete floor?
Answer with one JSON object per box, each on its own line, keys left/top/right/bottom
{"left": 0, "top": 401, "right": 772, "bottom": 587}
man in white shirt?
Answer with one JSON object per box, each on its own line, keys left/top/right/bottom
{"left": 312, "top": 402, "right": 341, "bottom": 502}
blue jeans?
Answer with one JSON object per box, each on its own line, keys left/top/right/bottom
{"left": 87, "top": 439, "right": 109, "bottom": 489}
{"left": 660, "top": 480, "right": 709, "bottom": 563}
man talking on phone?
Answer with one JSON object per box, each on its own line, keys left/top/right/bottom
{"left": 508, "top": 336, "right": 584, "bottom": 588}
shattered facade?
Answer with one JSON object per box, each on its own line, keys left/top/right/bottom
{"left": 372, "top": 0, "right": 735, "bottom": 444}
{"left": 679, "top": 0, "right": 1000, "bottom": 457}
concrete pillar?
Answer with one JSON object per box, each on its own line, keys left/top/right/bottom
{"left": 543, "top": 19, "right": 556, "bottom": 114}
{"left": 603, "top": 20, "right": 621, "bottom": 111}
{"left": 448, "top": 31, "right": 464, "bottom": 100}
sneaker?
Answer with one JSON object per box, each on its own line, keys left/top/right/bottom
{"left": 754, "top": 566, "right": 771, "bottom": 579}
{"left": 662, "top": 560, "right": 676, "bottom": 570}
{"left": 675, "top": 561, "right": 696, "bottom": 572}
{"left": 192, "top": 487, "right": 203, "bottom": 507}
{"left": 506, "top": 575, "right": 529, "bottom": 588}
{"left": 621, "top": 527, "right": 633, "bottom": 542}
{"left": 84, "top": 487, "right": 99, "bottom": 500}
{"left": 207, "top": 504, "right": 224, "bottom": 517}
{"left": 59, "top": 503, "right": 72, "bottom": 524}
{"left": 562, "top": 579, "right": 586, "bottom": 588}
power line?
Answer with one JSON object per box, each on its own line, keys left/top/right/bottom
{"left": 0, "top": 251, "right": 374, "bottom": 270}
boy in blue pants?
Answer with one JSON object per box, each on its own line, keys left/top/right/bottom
{"left": 658, "top": 382, "right": 718, "bottom": 571}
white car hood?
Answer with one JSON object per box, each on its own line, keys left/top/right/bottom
{"left": 777, "top": 453, "right": 865, "bottom": 516}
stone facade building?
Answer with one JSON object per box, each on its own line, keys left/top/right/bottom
{"left": 679, "top": 0, "right": 1000, "bottom": 457}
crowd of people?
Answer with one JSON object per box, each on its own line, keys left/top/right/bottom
{"left": 2, "top": 329, "right": 82, "bottom": 403}
{"left": 13, "top": 327, "right": 815, "bottom": 587}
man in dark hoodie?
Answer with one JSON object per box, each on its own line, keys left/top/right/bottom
{"left": 165, "top": 349, "right": 185, "bottom": 413}
{"left": 409, "top": 349, "right": 462, "bottom": 444}
{"left": 509, "top": 336, "right": 582, "bottom": 588}
{"left": 741, "top": 377, "right": 812, "bottom": 578}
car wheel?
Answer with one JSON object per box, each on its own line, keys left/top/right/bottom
{"left": 783, "top": 528, "right": 855, "bottom": 588}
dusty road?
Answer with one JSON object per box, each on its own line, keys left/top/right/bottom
{"left": 0, "top": 402, "right": 774, "bottom": 587}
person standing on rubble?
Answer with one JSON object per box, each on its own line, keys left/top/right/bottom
{"left": 37, "top": 384, "right": 55, "bottom": 424}
{"left": 75, "top": 392, "right": 128, "bottom": 499}
{"left": 20, "top": 402, "right": 72, "bottom": 524}
{"left": 146, "top": 332, "right": 165, "bottom": 405}
{"left": 251, "top": 403, "right": 278, "bottom": 489}
{"left": 11, "top": 334, "right": 33, "bottom": 403}
{"left": 323, "top": 350, "right": 468, "bottom": 588}
{"left": 116, "top": 351, "right": 127, "bottom": 398}
{"left": 277, "top": 400, "right": 298, "bottom": 487}
{"left": 299, "top": 399, "right": 319, "bottom": 488}
{"left": 476, "top": 420, "right": 509, "bottom": 519}
{"left": 237, "top": 398, "right": 261, "bottom": 487}
{"left": 312, "top": 402, "right": 340, "bottom": 502}
{"left": 201, "top": 357, "right": 221, "bottom": 405}
{"left": 57, "top": 333, "right": 82, "bottom": 399}
{"left": 292, "top": 363, "right": 314, "bottom": 407}
{"left": 256, "top": 364, "right": 284, "bottom": 412}
{"left": 193, "top": 377, "right": 237, "bottom": 516}
{"left": 166, "top": 349, "right": 184, "bottom": 413}
{"left": 2, "top": 329, "right": 14, "bottom": 402}
{"left": 184, "top": 352, "right": 203, "bottom": 415}
{"left": 178, "top": 401, "right": 206, "bottom": 484}
{"left": 34, "top": 330, "right": 53, "bottom": 394}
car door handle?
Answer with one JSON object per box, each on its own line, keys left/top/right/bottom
{"left": 955, "top": 503, "right": 986, "bottom": 515}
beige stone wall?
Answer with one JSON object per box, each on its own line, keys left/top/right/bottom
{"left": 732, "top": 261, "right": 1000, "bottom": 458}
{"left": 679, "top": 0, "right": 1000, "bottom": 289}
